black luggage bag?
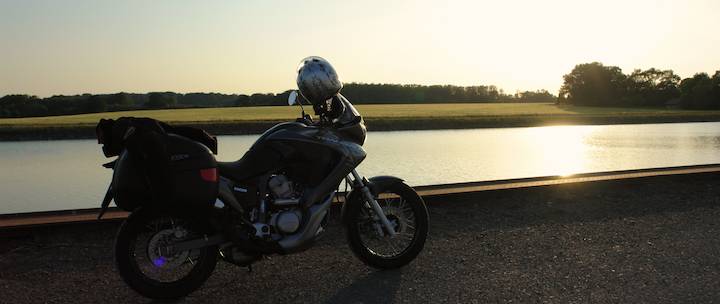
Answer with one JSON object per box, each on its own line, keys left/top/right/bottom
{"left": 97, "top": 117, "right": 219, "bottom": 213}
{"left": 112, "top": 134, "right": 219, "bottom": 212}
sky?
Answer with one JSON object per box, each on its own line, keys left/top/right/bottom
{"left": 1, "top": 0, "right": 720, "bottom": 98}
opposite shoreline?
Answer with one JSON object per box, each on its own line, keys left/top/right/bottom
{"left": 2, "top": 113, "right": 720, "bottom": 141}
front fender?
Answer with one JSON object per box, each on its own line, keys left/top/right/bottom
{"left": 341, "top": 175, "right": 404, "bottom": 224}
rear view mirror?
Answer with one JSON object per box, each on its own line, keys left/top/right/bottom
{"left": 288, "top": 91, "right": 298, "bottom": 106}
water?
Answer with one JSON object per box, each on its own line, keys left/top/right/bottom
{"left": 1, "top": 122, "right": 720, "bottom": 214}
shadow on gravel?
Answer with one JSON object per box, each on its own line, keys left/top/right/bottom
{"left": 323, "top": 269, "right": 403, "bottom": 304}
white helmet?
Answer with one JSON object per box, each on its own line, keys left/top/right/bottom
{"left": 296, "top": 56, "right": 342, "bottom": 113}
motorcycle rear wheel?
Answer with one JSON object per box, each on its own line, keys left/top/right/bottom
{"left": 345, "top": 182, "right": 429, "bottom": 269}
{"left": 114, "top": 208, "right": 218, "bottom": 300}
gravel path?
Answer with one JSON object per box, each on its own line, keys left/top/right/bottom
{"left": 1, "top": 173, "right": 719, "bottom": 303}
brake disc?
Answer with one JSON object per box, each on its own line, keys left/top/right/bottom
{"left": 147, "top": 229, "right": 190, "bottom": 269}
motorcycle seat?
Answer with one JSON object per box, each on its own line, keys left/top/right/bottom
{"left": 217, "top": 160, "right": 256, "bottom": 181}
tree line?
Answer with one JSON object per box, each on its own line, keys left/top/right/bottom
{"left": 3, "top": 63, "right": 720, "bottom": 119}
{"left": 0, "top": 84, "right": 555, "bottom": 118}
{"left": 559, "top": 62, "right": 720, "bottom": 109}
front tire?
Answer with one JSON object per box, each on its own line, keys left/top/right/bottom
{"left": 345, "top": 182, "right": 429, "bottom": 269}
{"left": 114, "top": 208, "right": 218, "bottom": 300}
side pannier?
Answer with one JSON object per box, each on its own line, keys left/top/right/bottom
{"left": 97, "top": 117, "right": 218, "bottom": 212}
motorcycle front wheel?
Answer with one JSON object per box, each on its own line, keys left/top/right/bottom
{"left": 114, "top": 208, "right": 218, "bottom": 300}
{"left": 345, "top": 182, "right": 429, "bottom": 269}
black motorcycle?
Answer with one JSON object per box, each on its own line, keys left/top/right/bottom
{"left": 98, "top": 92, "right": 429, "bottom": 299}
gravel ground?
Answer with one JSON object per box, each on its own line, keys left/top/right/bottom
{"left": 1, "top": 173, "right": 719, "bottom": 303}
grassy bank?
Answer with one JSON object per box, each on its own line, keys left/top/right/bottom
{"left": 2, "top": 103, "right": 720, "bottom": 140}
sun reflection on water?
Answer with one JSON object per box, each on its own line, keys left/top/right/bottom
{"left": 525, "top": 125, "right": 601, "bottom": 176}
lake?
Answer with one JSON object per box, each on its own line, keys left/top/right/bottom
{"left": 1, "top": 122, "right": 720, "bottom": 214}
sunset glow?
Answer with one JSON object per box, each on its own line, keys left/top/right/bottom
{"left": 2, "top": 0, "right": 719, "bottom": 97}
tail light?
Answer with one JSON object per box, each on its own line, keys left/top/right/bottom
{"left": 200, "top": 168, "right": 218, "bottom": 182}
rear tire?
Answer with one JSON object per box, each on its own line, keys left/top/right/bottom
{"left": 345, "top": 182, "right": 429, "bottom": 269}
{"left": 114, "top": 208, "right": 218, "bottom": 300}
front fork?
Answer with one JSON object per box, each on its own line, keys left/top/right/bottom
{"left": 347, "top": 170, "right": 397, "bottom": 237}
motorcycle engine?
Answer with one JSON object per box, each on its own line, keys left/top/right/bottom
{"left": 267, "top": 175, "right": 303, "bottom": 235}
{"left": 270, "top": 209, "right": 302, "bottom": 234}
{"left": 268, "top": 174, "right": 294, "bottom": 199}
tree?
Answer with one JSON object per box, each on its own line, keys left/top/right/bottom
{"left": 625, "top": 68, "right": 680, "bottom": 106}
{"left": 679, "top": 73, "right": 718, "bottom": 109}
{"left": 84, "top": 95, "right": 107, "bottom": 113}
{"left": 235, "top": 94, "right": 251, "bottom": 106}
{"left": 712, "top": 71, "right": 720, "bottom": 107}
{"left": 145, "top": 92, "right": 177, "bottom": 109}
{"left": 514, "top": 90, "right": 556, "bottom": 102}
{"left": 559, "top": 62, "right": 627, "bottom": 106}
{"left": 0, "top": 95, "right": 47, "bottom": 117}
{"left": 109, "top": 92, "right": 134, "bottom": 109}
{"left": 248, "top": 93, "right": 278, "bottom": 106}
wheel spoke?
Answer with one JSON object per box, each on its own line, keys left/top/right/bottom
{"left": 398, "top": 232, "right": 415, "bottom": 240}
{"left": 355, "top": 190, "right": 421, "bottom": 258}
{"left": 385, "top": 238, "right": 400, "bottom": 254}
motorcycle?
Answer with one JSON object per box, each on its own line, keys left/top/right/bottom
{"left": 99, "top": 91, "right": 429, "bottom": 299}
